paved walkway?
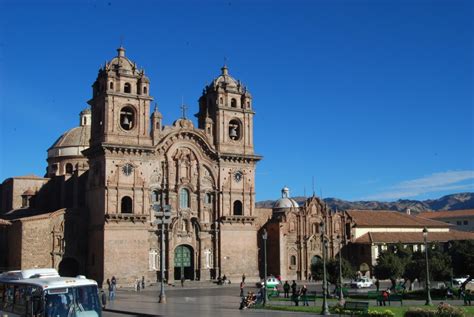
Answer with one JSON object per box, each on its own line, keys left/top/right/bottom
{"left": 103, "top": 282, "right": 469, "bottom": 317}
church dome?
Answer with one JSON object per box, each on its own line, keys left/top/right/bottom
{"left": 47, "top": 108, "right": 91, "bottom": 159}
{"left": 209, "top": 65, "right": 250, "bottom": 96}
{"left": 273, "top": 187, "right": 299, "bottom": 211}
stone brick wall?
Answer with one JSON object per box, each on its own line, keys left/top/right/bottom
{"left": 220, "top": 222, "right": 259, "bottom": 282}
{"left": 103, "top": 222, "right": 149, "bottom": 287}
{"left": 21, "top": 216, "right": 53, "bottom": 269}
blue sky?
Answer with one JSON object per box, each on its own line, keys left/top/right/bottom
{"left": 0, "top": 0, "right": 473, "bottom": 202}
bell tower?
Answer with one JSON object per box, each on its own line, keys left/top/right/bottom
{"left": 88, "top": 47, "right": 153, "bottom": 147}
{"left": 196, "top": 65, "right": 254, "bottom": 154}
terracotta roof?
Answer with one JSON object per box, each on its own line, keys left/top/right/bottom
{"left": 418, "top": 209, "right": 474, "bottom": 219}
{"left": 346, "top": 210, "right": 449, "bottom": 228}
{"left": 355, "top": 230, "right": 474, "bottom": 244}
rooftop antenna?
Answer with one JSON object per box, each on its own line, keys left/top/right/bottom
{"left": 312, "top": 176, "right": 315, "bottom": 196}
{"left": 120, "top": 35, "right": 124, "bottom": 47}
{"left": 304, "top": 186, "right": 306, "bottom": 198}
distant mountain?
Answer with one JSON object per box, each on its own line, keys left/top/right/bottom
{"left": 256, "top": 192, "right": 474, "bottom": 213}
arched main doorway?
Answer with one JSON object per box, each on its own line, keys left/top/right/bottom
{"left": 174, "top": 245, "right": 194, "bottom": 281}
{"left": 58, "top": 257, "right": 79, "bottom": 277}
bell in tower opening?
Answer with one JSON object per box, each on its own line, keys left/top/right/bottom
{"left": 120, "top": 107, "right": 134, "bottom": 130}
{"left": 229, "top": 120, "right": 240, "bottom": 140}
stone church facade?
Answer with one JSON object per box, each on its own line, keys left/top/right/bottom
{"left": 1, "top": 47, "right": 262, "bottom": 285}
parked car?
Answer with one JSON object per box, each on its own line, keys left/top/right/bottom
{"left": 453, "top": 276, "right": 470, "bottom": 285}
{"left": 256, "top": 276, "right": 281, "bottom": 288}
{"left": 350, "top": 277, "right": 373, "bottom": 289}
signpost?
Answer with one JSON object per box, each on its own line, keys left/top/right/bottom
{"left": 153, "top": 203, "right": 172, "bottom": 304}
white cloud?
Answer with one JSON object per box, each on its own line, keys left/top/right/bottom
{"left": 362, "top": 170, "right": 474, "bottom": 201}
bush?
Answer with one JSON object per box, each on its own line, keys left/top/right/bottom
{"left": 330, "top": 304, "right": 394, "bottom": 317}
{"left": 436, "top": 302, "right": 464, "bottom": 317}
{"left": 404, "top": 308, "right": 436, "bottom": 317}
{"left": 404, "top": 303, "right": 465, "bottom": 317}
{"left": 365, "top": 310, "right": 395, "bottom": 317}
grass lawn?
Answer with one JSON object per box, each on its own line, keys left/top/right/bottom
{"left": 260, "top": 304, "right": 474, "bottom": 317}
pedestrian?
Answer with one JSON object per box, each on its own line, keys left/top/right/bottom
{"left": 108, "top": 279, "right": 116, "bottom": 301}
{"left": 100, "top": 290, "right": 107, "bottom": 309}
{"left": 291, "top": 280, "right": 297, "bottom": 296}
{"left": 381, "top": 289, "right": 389, "bottom": 306}
{"left": 283, "top": 281, "right": 290, "bottom": 298}
{"left": 141, "top": 276, "right": 145, "bottom": 290}
{"left": 111, "top": 276, "right": 117, "bottom": 286}
{"left": 300, "top": 285, "right": 309, "bottom": 306}
{"left": 240, "top": 281, "right": 245, "bottom": 297}
{"left": 292, "top": 288, "right": 300, "bottom": 306}
{"left": 181, "top": 275, "right": 185, "bottom": 287}
{"left": 375, "top": 279, "right": 380, "bottom": 291}
{"left": 242, "top": 273, "right": 246, "bottom": 283}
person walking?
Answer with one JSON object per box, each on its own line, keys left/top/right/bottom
{"left": 141, "top": 276, "right": 145, "bottom": 290}
{"left": 240, "top": 281, "right": 245, "bottom": 297}
{"left": 242, "top": 273, "right": 246, "bottom": 283}
{"left": 108, "top": 279, "right": 116, "bottom": 302}
{"left": 300, "top": 285, "right": 309, "bottom": 306}
{"left": 181, "top": 275, "right": 185, "bottom": 287}
{"left": 283, "top": 281, "right": 290, "bottom": 298}
{"left": 375, "top": 279, "right": 380, "bottom": 291}
{"left": 291, "top": 280, "right": 297, "bottom": 296}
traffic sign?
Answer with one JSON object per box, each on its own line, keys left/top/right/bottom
{"left": 152, "top": 204, "right": 161, "bottom": 212}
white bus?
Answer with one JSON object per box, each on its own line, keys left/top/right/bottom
{"left": 0, "top": 268, "right": 102, "bottom": 317}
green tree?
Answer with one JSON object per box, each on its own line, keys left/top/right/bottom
{"left": 448, "top": 240, "right": 474, "bottom": 277}
{"left": 404, "top": 247, "right": 451, "bottom": 284}
{"left": 373, "top": 251, "right": 404, "bottom": 289}
{"left": 403, "top": 251, "right": 424, "bottom": 284}
{"left": 311, "top": 258, "right": 355, "bottom": 286}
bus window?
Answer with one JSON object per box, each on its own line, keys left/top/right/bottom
{"left": 5, "top": 285, "right": 14, "bottom": 312}
{"left": 13, "top": 285, "right": 27, "bottom": 315}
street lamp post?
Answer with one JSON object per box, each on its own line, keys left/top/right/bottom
{"left": 262, "top": 228, "right": 268, "bottom": 306}
{"left": 153, "top": 203, "right": 172, "bottom": 304}
{"left": 423, "top": 227, "right": 433, "bottom": 306}
{"left": 337, "top": 235, "right": 344, "bottom": 303}
{"left": 320, "top": 222, "right": 330, "bottom": 315}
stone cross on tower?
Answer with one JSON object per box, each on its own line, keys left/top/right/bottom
{"left": 181, "top": 103, "right": 188, "bottom": 119}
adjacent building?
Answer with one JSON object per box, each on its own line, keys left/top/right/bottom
{"left": 418, "top": 210, "right": 474, "bottom": 232}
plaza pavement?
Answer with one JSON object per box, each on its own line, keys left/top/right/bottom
{"left": 103, "top": 281, "right": 467, "bottom": 317}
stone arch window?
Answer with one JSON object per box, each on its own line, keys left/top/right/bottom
{"left": 143, "top": 86, "right": 148, "bottom": 94}
{"left": 205, "top": 192, "right": 212, "bottom": 204}
{"left": 228, "top": 119, "right": 241, "bottom": 141}
{"left": 312, "top": 223, "right": 319, "bottom": 234}
{"left": 121, "top": 196, "right": 133, "bottom": 213}
{"left": 290, "top": 255, "right": 297, "bottom": 266}
{"left": 219, "top": 97, "right": 223, "bottom": 104}
{"left": 247, "top": 101, "right": 250, "bottom": 109}
{"left": 120, "top": 106, "right": 135, "bottom": 130}
{"left": 231, "top": 98, "right": 237, "bottom": 108}
{"left": 180, "top": 188, "right": 190, "bottom": 209}
{"left": 151, "top": 190, "right": 160, "bottom": 203}
{"left": 233, "top": 200, "right": 243, "bottom": 216}
{"left": 124, "top": 82, "right": 131, "bottom": 93}
{"left": 65, "top": 163, "right": 73, "bottom": 175}
{"left": 109, "top": 82, "right": 114, "bottom": 90}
